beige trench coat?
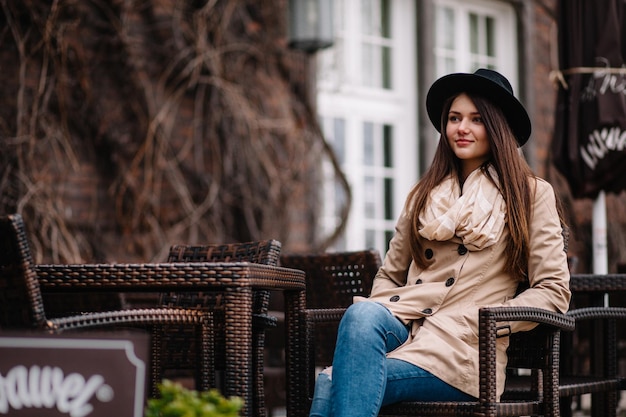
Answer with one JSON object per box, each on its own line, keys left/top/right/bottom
{"left": 355, "top": 177, "right": 571, "bottom": 400}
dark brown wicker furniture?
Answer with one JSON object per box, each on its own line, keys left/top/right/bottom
{"left": 281, "top": 250, "right": 576, "bottom": 417}
{"left": 558, "top": 274, "right": 626, "bottom": 417}
{"left": 34, "top": 260, "right": 306, "bottom": 417}
{"left": 0, "top": 214, "right": 306, "bottom": 417}
{"left": 380, "top": 308, "right": 575, "bottom": 417}
{"left": 162, "top": 241, "right": 282, "bottom": 417}
{"left": 0, "top": 213, "right": 213, "bottom": 398}
{"left": 280, "top": 249, "right": 382, "bottom": 394}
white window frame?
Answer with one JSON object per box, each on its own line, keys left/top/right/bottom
{"left": 317, "top": 0, "right": 418, "bottom": 256}
{"left": 421, "top": 0, "right": 521, "bottom": 172}
{"left": 432, "top": 0, "right": 519, "bottom": 86}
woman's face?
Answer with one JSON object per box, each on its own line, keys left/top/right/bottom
{"left": 446, "top": 93, "right": 491, "bottom": 178}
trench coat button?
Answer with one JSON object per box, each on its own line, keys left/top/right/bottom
{"left": 425, "top": 248, "right": 434, "bottom": 259}
{"left": 457, "top": 244, "right": 468, "bottom": 255}
{"left": 445, "top": 277, "right": 455, "bottom": 287}
{"left": 389, "top": 295, "right": 400, "bottom": 302}
{"left": 422, "top": 308, "right": 433, "bottom": 314}
{"left": 415, "top": 279, "right": 423, "bottom": 284}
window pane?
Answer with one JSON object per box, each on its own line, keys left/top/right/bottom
{"left": 486, "top": 16, "right": 495, "bottom": 56}
{"left": 382, "top": 46, "right": 392, "bottom": 89}
{"left": 366, "top": 229, "right": 376, "bottom": 250}
{"left": 361, "top": 0, "right": 392, "bottom": 89}
{"left": 383, "top": 124, "right": 393, "bottom": 167}
{"left": 384, "top": 177, "right": 394, "bottom": 220}
{"left": 385, "top": 230, "right": 394, "bottom": 251}
{"left": 361, "top": 0, "right": 390, "bottom": 37}
{"left": 381, "top": 0, "right": 391, "bottom": 38}
{"left": 364, "top": 176, "right": 376, "bottom": 218}
{"left": 362, "top": 43, "right": 375, "bottom": 87}
{"left": 361, "top": 43, "right": 391, "bottom": 89}
{"left": 333, "top": 118, "right": 346, "bottom": 164}
{"left": 363, "top": 122, "right": 374, "bottom": 166}
{"left": 436, "top": 6, "right": 455, "bottom": 50}
{"left": 362, "top": 0, "right": 375, "bottom": 35}
{"left": 469, "top": 13, "right": 479, "bottom": 54}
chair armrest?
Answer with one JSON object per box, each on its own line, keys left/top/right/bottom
{"left": 479, "top": 306, "right": 575, "bottom": 332}
{"left": 567, "top": 306, "right": 626, "bottom": 321}
{"left": 305, "top": 307, "right": 347, "bottom": 323}
{"left": 478, "top": 307, "right": 574, "bottom": 406}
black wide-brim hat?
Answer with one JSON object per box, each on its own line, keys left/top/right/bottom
{"left": 426, "top": 68, "right": 532, "bottom": 146}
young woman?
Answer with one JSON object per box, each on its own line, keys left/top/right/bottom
{"left": 308, "top": 68, "right": 571, "bottom": 417}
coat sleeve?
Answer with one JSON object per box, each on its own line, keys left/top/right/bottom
{"left": 499, "top": 178, "right": 571, "bottom": 333}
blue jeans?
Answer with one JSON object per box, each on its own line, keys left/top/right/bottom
{"left": 309, "top": 301, "right": 475, "bottom": 417}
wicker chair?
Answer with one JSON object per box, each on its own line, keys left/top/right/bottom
{"left": 0, "top": 213, "right": 214, "bottom": 397}
{"left": 160, "top": 241, "right": 282, "bottom": 417}
{"left": 558, "top": 274, "right": 626, "bottom": 417}
{"left": 280, "top": 250, "right": 382, "bottom": 382}
{"left": 503, "top": 275, "right": 626, "bottom": 417}
{"left": 280, "top": 250, "right": 576, "bottom": 417}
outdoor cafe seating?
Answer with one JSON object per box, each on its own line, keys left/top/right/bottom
{"left": 281, "top": 250, "right": 576, "bottom": 417}
{"left": 158, "top": 240, "right": 283, "bottom": 417}
{"left": 4, "top": 210, "right": 626, "bottom": 417}
{"left": 281, "top": 250, "right": 626, "bottom": 417}
{"left": 0, "top": 213, "right": 306, "bottom": 417}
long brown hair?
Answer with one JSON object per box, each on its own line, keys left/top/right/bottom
{"left": 407, "top": 92, "right": 535, "bottom": 280}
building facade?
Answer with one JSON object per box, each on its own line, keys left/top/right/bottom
{"left": 313, "top": 0, "right": 547, "bottom": 255}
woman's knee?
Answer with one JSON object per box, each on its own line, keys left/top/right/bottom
{"left": 341, "top": 302, "right": 409, "bottom": 351}
{"left": 338, "top": 302, "right": 395, "bottom": 344}
{"left": 342, "top": 301, "right": 390, "bottom": 327}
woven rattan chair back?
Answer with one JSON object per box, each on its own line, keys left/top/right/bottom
{"left": 280, "top": 250, "right": 381, "bottom": 372}
{"left": 163, "top": 240, "right": 281, "bottom": 310}
{"left": 280, "top": 249, "right": 381, "bottom": 308}
{"left": 168, "top": 241, "right": 281, "bottom": 264}
{"left": 0, "top": 214, "right": 47, "bottom": 329}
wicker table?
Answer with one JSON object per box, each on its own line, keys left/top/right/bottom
{"left": 35, "top": 262, "right": 306, "bottom": 417}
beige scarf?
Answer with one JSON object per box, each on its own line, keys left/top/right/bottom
{"left": 419, "top": 166, "right": 506, "bottom": 250}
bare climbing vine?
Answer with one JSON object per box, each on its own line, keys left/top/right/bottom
{"left": 0, "top": 0, "right": 350, "bottom": 263}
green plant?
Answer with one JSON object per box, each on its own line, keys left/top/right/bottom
{"left": 145, "top": 380, "right": 244, "bottom": 417}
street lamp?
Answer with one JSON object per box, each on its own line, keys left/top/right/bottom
{"left": 288, "top": 0, "right": 334, "bottom": 53}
